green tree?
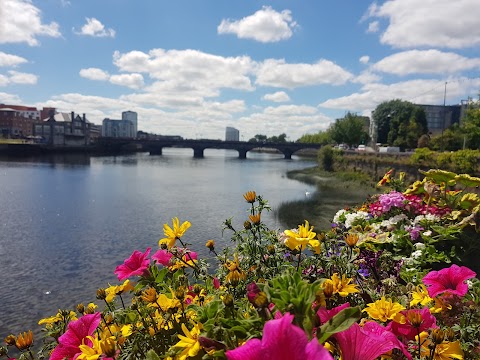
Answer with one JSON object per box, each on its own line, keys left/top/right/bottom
{"left": 461, "top": 105, "right": 480, "bottom": 149}
{"left": 329, "top": 112, "right": 369, "bottom": 147}
{"left": 248, "top": 134, "right": 268, "bottom": 143}
{"left": 373, "top": 100, "right": 428, "bottom": 147}
{"left": 297, "top": 131, "right": 332, "bottom": 145}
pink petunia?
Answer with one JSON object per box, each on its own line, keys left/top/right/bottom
{"left": 213, "top": 277, "right": 220, "bottom": 289}
{"left": 226, "top": 313, "right": 332, "bottom": 360}
{"left": 114, "top": 248, "right": 151, "bottom": 281}
{"left": 152, "top": 249, "right": 173, "bottom": 266}
{"left": 335, "top": 321, "right": 411, "bottom": 360}
{"left": 387, "top": 307, "right": 437, "bottom": 341}
{"left": 422, "top": 264, "right": 476, "bottom": 298}
{"left": 50, "top": 312, "right": 101, "bottom": 360}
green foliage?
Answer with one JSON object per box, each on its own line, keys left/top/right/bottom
{"left": 436, "top": 150, "right": 480, "bottom": 174}
{"left": 373, "top": 99, "right": 428, "bottom": 146}
{"left": 317, "top": 145, "right": 334, "bottom": 171}
{"left": 409, "top": 147, "right": 436, "bottom": 166}
{"left": 248, "top": 133, "right": 288, "bottom": 143}
{"left": 329, "top": 112, "right": 369, "bottom": 147}
{"left": 297, "top": 130, "right": 332, "bottom": 145}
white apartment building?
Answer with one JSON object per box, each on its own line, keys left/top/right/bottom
{"left": 225, "top": 126, "right": 239, "bottom": 141}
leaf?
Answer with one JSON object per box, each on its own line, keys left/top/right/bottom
{"left": 145, "top": 349, "right": 161, "bottom": 360}
{"left": 317, "top": 307, "right": 361, "bottom": 343}
{"left": 419, "top": 169, "right": 456, "bottom": 185}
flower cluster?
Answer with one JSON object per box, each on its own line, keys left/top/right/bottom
{"left": 2, "top": 170, "right": 480, "bottom": 360}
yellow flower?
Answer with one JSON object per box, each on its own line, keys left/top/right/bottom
{"left": 283, "top": 220, "right": 316, "bottom": 251}
{"left": 403, "top": 178, "right": 426, "bottom": 195}
{"left": 418, "top": 331, "right": 464, "bottom": 360}
{"left": 243, "top": 191, "right": 256, "bottom": 203}
{"left": 205, "top": 240, "right": 215, "bottom": 250}
{"left": 308, "top": 239, "right": 321, "bottom": 254}
{"left": 323, "top": 273, "right": 360, "bottom": 297}
{"left": 410, "top": 284, "right": 433, "bottom": 307}
{"left": 38, "top": 310, "right": 77, "bottom": 325}
{"left": 363, "top": 297, "right": 405, "bottom": 322}
{"left": 344, "top": 233, "right": 359, "bottom": 247}
{"left": 249, "top": 213, "right": 261, "bottom": 225}
{"left": 377, "top": 169, "right": 393, "bottom": 186}
{"left": 77, "top": 335, "right": 102, "bottom": 360}
{"left": 225, "top": 254, "right": 246, "bottom": 285}
{"left": 159, "top": 217, "right": 191, "bottom": 249}
{"left": 430, "top": 296, "right": 452, "bottom": 314}
{"left": 15, "top": 331, "right": 33, "bottom": 350}
{"left": 173, "top": 322, "right": 203, "bottom": 360}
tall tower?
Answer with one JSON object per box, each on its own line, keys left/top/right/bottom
{"left": 122, "top": 111, "right": 137, "bottom": 138}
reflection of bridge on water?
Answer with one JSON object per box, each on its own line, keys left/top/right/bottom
{"left": 97, "top": 138, "right": 322, "bottom": 159}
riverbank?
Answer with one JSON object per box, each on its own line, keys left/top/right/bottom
{"left": 276, "top": 166, "right": 379, "bottom": 230}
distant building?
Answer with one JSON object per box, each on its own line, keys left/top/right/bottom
{"left": 225, "top": 126, "right": 239, "bottom": 141}
{"left": 33, "top": 111, "right": 92, "bottom": 146}
{"left": 102, "top": 111, "right": 138, "bottom": 138}
{"left": 102, "top": 118, "right": 135, "bottom": 138}
{"left": 417, "top": 104, "right": 466, "bottom": 135}
{"left": 0, "top": 104, "right": 44, "bottom": 137}
{"left": 122, "top": 111, "right": 138, "bottom": 136}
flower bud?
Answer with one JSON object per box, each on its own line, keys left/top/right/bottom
{"left": 4, "top": 335, "right": 16, "bottom": 346}
{"left": 205, "top": 240, "right": 215, "bottom": 251}
{"left": 96, "top": 288, "right": 107, "bottom": 300}
{"left": 15, "top": 331, "right": 33, "bottom": 350}
{"left": 100, "top": 337, "right": 117, "bottom": 357}
{"left": 76, "top": 303, "right": 85, "bottom": 314}
{"left": 223, "top": 294, "right": 234, "bottom": 307}
{"left": 244, "top": 221, "right": 252, "bottom": 230}
{"left": 323, "top": 281, "right": 334, "bottom": 298}
{"left": 253, "top": 292, "right": 269, "bottom": 309}
{"left": 431, "top": 328, "right": 445, "bottom": 344}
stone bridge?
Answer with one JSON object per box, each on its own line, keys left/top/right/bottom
{"left": 97, "top": 138, "right": 321, "bottom": 159}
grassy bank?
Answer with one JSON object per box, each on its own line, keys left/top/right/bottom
{"left": 275, "top": 166, "right": 379, "bottom": 230}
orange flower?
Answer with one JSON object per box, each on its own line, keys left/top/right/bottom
{"left": 243, "top": 191, "right": 256, "bottom": 203}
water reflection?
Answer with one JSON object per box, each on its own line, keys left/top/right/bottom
{"left": 0, "top": 150, "right": 316, "bottom": 339}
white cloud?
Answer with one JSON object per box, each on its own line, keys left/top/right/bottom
{"left": 262, "top": 91, "right": 290, "bottom": 102}
{"left": 367, "top": 21, "right": 379, "bottom": 33}
{"left": 373, "top": 49, "right": 480, "bottom": 75}
{"left": 320, "top": 77, "right": 480, "bottom": 113}
{"left": 237, "top": 104, "right": 332, "bottom": 140}
{"left": 75, "top": 18, "right": 116, "bottom": 38}
{"left": 79, "top": 68, "right": 110, "bottom": 81}
{"left": 109, "top": 73, "right": 144, "bottom": 89}
{"left": 353, "top": 71, "right": 382, "bottom": 84}
{"left": 113, "top": 49, "right": 256, "bottom": 93}
{"left": 256, "top": 59, "right": 353, "bottom": 88}
{"left": 0, "top": 0, "right": 61, "bottom": 45}
{"left": 0, "top": 92, "right": 22, "bottom": 103}
{"left": 0, "top": 75, "right": 9, "bottom": 87}
{"left": 369, "top": 0, "right": 480, "bottom": 48}
{"left": 7, "top": 70, "right": 37, "bottom": 84}
{"left": 0, "top": 52, "right": 28, "bottom": 67}
{"left": 218, "top": 6, "right": 297, "bottom": 43}
{"left": 359, "top": 56, "right": 370, "bottom": 64}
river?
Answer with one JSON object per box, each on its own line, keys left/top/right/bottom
{"left": 0, "top": 149, "right": 317, "bottom": 338}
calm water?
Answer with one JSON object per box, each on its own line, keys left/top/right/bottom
{"left": 0, "top": 149, "right": 316, "bottom": 337}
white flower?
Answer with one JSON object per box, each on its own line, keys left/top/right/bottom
{"left": 344, "top": 211, "right": 369, "bottom": 229}
{"left": 333, "top": 209, "right": 347, "bottom": 224}
{"left": 411, "top": 250, "right": 422, "bottom": 259}
{"left": 414, "top": 243, "right": 426, "bottom": 250}
{"left": 422, "top": 230, "right": 432, "bottom": 237}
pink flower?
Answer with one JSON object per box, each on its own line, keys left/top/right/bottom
{"left": 226, "top": 313, "right": 332, "bottom": 360}
{"left": 247, "top": 282, "right": 261, "bottom": 305}
{"left": 50, "top": 312, "right": 101, "bottom": 360}
{"left": 114, "top": 248, "right": 151, "bottom": 281}
{"left": 152, "top": 249, "right": 173, "bottom": 266}
{"left": 213, "top": 277, "right": 220, "bottom": 289}
{"left": 387, "top": 307, "right": 437, "bottom": 341}
{"left": 335, "top": 321, "right": 411, "bottom": 360}
{"left": 422, "top": 264, "right": 476, "bottom": 298}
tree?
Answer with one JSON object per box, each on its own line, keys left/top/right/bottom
{"left": 297, "top": 131, "right": 332, "bottom": 145}
{"left": 248, "top": 134, "right": 268, "bottom": 143}
{"left": 461, "top": 105, "right": 480, "bottom": 149}
{"left": 329, "top": 112, "right": 369, "bottom": 147}
{"left": 372, "top": 100, "right": 428, "bottom": 147}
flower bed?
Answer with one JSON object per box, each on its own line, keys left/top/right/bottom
{"left": 2, "top": 169, "right": 480, "bottom": 359}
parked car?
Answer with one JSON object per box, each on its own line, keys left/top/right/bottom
{"left": 357, "top": 144, "right": 366, "bottom": 152}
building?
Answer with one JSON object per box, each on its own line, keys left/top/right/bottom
{"left": 225, "top": 126, "right": 239, "bottom": 141}
{"left": 417, "top": 104, "right": 466, "bottom": 135}
{"left": 102, "top": 118, "right": 136, "bottom": 138}
{"left": 122, "top": 111, "right": 138, "bottom": 136}
{"left": 0, "top": 104, "right": 42, "bottom": 138}
{"left": 33, "top": 111, "right": 92, "bottom": 146}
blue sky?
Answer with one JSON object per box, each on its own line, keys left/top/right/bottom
{"left": 1, "top": 0, "right": 480, "bottom": 140}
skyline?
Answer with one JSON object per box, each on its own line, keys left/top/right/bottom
{"left": 0, "top": 1, "right": 479, "bottom": 140}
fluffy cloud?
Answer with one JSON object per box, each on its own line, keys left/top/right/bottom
{"left": 75, "top": 18, "right": 116, "bottom": 38}
{"left": 359, "top": 56, "right": 370, "bottom": 64}
{"left": 263, "top": 91, "right": 290, "bottom": 102}
{"left": 113, "top": 49, "right": 256, "bottom": 93}
{"left": 373, "top": 50, "right": 480, "bottom": 75}
{"left": 79, "top": 68, "right": 110, "bottom": 81}
{"left": 7, "top": 71, "right": 37, "bottom": 84}
{"left": 0, "top": 71, "right": 37, "bottom": 86}
{"left": 256, "top": 59, "right": 353, "bottom": 88}
{"left": 0, "top": 52, "right": 28, "bottom": 67}
{"left": 320, "top": 77, "right": 480, "bottom": 113}
{"left": 369, "top": 0, "right": 480, "bottom": 48}
{"left": 0, "top": 0, "right": 61, "bottom": 45}
{"left": 0, "top": 92, "right": 22, "bottom": 103}
{"left": 109, "top": 73, "right": 144, "bottom": 89}
{"left": 367, "top": 21, "right": 379, "bottom": 33}
{"left": 218, "top": 6, "right": 297, "bottom": 43}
